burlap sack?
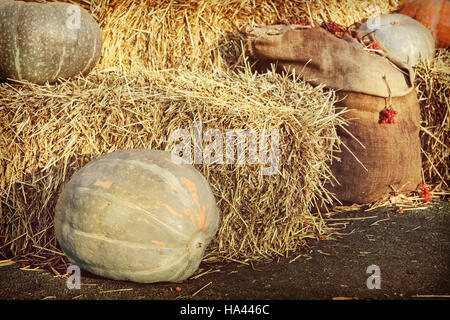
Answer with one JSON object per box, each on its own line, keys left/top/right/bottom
{"left": 246, "top": 25, "right": 415, "bottom": 97}
{"left": 246, "top": 24, "right": 422, "bottom": 204}
{"left": 331, "top": 90, "right": 422, "bottom": 203}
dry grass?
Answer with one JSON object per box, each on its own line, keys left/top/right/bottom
{"left": 415, "top": 49, "right": 450, "bottom": 190}
{"left": 54, "top": 0, "right": 399, "bottom": 73}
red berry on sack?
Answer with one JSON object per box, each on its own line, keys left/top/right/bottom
{"left": 386, "top": 109, "right": 398, "bottom": 124}
{"left": 175, "top": 286, "right": 182, "bottom": 292}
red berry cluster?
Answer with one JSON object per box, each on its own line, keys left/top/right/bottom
{"left": 320, "top": 21, "right": 348, "bottom": 38}
{"left": 354, "top": 36, "right": 381, "bottom": 50}
{"left": 368, "top": 42, "right": 380, "bottom": 50}
{"left": 319, "top": 21, "right": 382, "bottom": 51}
{"left": 417, "top": 183, "right": 430, "bottom": 203}
{"left": 272, "top": 19, "right": 383, "bottom": 52}
{"left": 292, "top": 20, "right": 309, "bottom": 26}
{"left": 379, "top": 108, "right": 398, "bottom": 124}
{"left": 274, "top": 18, "right": 309, "bottom": 26}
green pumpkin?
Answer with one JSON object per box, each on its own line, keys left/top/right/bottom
{"left": 54, "top": 150, "right": 220, "bottom": 283}
{"left": 0, "top": 0, "right": 102, "bottom": 84}
{"left": 356, "top": 13, "right": 435, "bottom": 67}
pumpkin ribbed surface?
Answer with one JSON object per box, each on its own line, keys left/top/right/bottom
{"left": 357, "top": 13, "right": 435, "bottom": 66}
{"left": 0, "top": 0, "right": 102, "bottom": 84}
{"left": 54, "top": 150, "right": 220, "bottom": 283}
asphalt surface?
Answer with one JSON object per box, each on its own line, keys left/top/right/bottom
{"left": 0, "top": 201, "right": 449, "bottom": 302}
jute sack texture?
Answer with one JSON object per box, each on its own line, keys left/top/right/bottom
{"left": 246, "top": 25, "right": 422, "bottom": 204}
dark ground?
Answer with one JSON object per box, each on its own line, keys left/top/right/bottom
{"left": 1, "top": 201, "right": 449, "bottom": 302}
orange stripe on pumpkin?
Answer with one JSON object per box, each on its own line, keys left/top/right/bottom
{"left": 151, "top": 240, "right": 167, "bottom": 247}
{"left": 164, "top": 157, "right": 185, "bottom": 168}
{"left": 184, "top": 208, "right": 197, "bottom": 229}
{"left": 93, "top": 180, "right": 113, "bottom": 189}
{"left": 203, "top": 205, "right": 213, "bottom": 230}
{"left": 163, "top": 204, "right": 182, "bottom": 218}
{"left": 193, "top": 209, "right": 202, "bottom": 229}
{"left": 180, "top": 176, "right": 201, "bottom": 208}
{"left": 193, "top": 206, "right": 206, "bottom": 230}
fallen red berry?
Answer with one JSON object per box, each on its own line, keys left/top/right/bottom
{"left": 417, "top": 183, "right": 430, "bottom": 203}
{"left": 175, "top": 286, "right": 182, "bottom": 292}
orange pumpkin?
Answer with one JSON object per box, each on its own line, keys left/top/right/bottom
{"left": 399, "top": 0, "right": 450, "bottom": 48}
{"left": 54, "top": 149, "right": 220, "bottom": 283}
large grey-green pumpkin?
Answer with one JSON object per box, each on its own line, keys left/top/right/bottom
{"left": 0, "top": 0, "right": 102, "bottom": 84}
{"left": 54, "top": 150, "right": 220, "bottom": 283}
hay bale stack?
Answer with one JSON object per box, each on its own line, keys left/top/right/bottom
{"left": 57, "top": 0, "right": 398, "bottom": 73}
{"left": 415, "top": 49, "right": 450, "bottom": 189}
{"left": 0, "top": 69, "right": 345, "bottom": 267}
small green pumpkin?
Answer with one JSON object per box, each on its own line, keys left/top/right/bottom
{"left": 0, "top": 0, "right": 102, "bottom": 84}
{"left": 54, "top": 150, "right": 220, "bottom": 283}
{"left": 356, "top": 13, "right": 435, "bottom": 66}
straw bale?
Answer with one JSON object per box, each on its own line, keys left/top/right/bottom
{"left": 43, "top": 0, "right": 399, "bottom": 73}
{"left": 0, "top": 68, "right": 344, "bottom": 267}
{"left": 414, "top": 49, "right": 450, "bottom": 190}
